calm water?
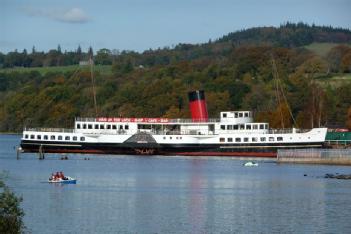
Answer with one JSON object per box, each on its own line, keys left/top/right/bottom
{"left": 1, "top": 135, "right": 351, "bottom": 233}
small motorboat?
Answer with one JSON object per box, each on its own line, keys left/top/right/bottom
{"left": 48, "top": 171, "right": 77, "bottom": 184}
{"left": 243, "top": 161, "right": 258, "bottom": 167}
{"left": 48, "top": 176, "right": 77, "bottom": 184}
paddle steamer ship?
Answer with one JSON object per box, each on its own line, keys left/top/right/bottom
{"left": 20, "top": 90, "right": 327, "bottom": 157}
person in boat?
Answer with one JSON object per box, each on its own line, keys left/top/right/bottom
{"left": 49, "top": 173, "right": 55, "bottom": 181}
{"left": 55, "top": 172, "right": 60, "bottom": 180}
{"left": 60, "top": 171, "right": 68, "bottom": 180}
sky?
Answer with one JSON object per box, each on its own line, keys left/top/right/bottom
{"left": 1, "top": 0, "right": 350, "bottom": 53}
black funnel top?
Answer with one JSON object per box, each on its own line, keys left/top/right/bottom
{"left": 188, "top": 90, "right": 205, "bottom": 102}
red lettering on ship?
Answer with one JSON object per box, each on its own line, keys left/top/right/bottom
{"left": 96, "top": 117, "right": 169, "bottom": 123}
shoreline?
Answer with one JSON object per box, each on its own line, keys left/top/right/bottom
{"left": 0, "top": 132, "right": 21, "bottom": 135}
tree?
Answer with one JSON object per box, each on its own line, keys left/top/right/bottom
{"left": 340, "top": 51, "right": 351, "bottom": 73}
{"left": 0, "top": 175, "right": 25, "bottom": 233}
{"left": 95, "top": 48, "right": 112, "bottom": 65}
{"left": 57, "top": 44, "right": 62, "bottom": 54}
{"left": 88, "top": 46, "right": 93, "bottom": 58}
{"left": 346, "top": 107, "right": 351, "bottom": 130}
{"left": 326, "top": 45, "right": 350, "bottom": 72}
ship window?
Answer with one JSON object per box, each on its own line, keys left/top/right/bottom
{"left": 77, "top": 124, "right": 81, "bottom": 129}
{"left": 252, "top": 137, "right": 258, "bottom": 142}
{"left": 180, "top": 137, "right": 182, "bottom": 139}
{"left": 95, "top": 124, "right": 99, "bottom": 129}
{"left": 107, "top": 124, "right": 111, "bottom": 129}
{"left": 233, "top": 125, "right": 238, "bottom": 130}
{"left": 240, "top": 124, "right": 245, "bottom": 130}
{"left": 260, "top": 124, "right": 264, "bottom": 129}
{"left": 30, "top": 135, "right": 35, "bottom": 139}
{"left": 112, "top": 125, "right": 117, "bottom": 130}
{"left": 244, "top": 112, "right": 249, "bottom": 117}
{"left": 65, "top": 136, "right": 70, "bottom": 141}
{"left": 80, "top": 137, "right": 85, "bottom": 141}
{"left": 58, "top": 136, "right": 62, "bottom": 140}
{"left": 265, "top": 124, "right": 269, "bottom": 129}
{"left": 244, "top": 138, "right": 249, "bottom": 142}
{"left": 88, "top": 124, "right": 92, "bottom": 129}
{"left": 223, "top": 113, "right": 227, "bottom": 118}
{"left": 260, "top": 137, "right": 266, "bottom": 142}
{"left": 83, "top": 124, "right": 87, "bottom": 129}
{"left": 269, "top": 137, "right": 274, "bottom": 142}
{"left": 239, "top": 113, "right": 243, "bottom": 117}
{"left": 234, "top": 113, "right": 238, "bottom": 118}
{"left": 44, "top": 135, "right": 48, "bottom": 140}
{"left": 163, "top": 137, "right": 166, "bottom": 140}
{"left": 73, "top": 136, "right": 77, "bottom": 141}
{"left": 50, "top": 135, "right": 55, "bottom": 140}
{"left": 228, "top": 138, "right": 233, "bottom": 142}
{"left": 170, "top": 137, "right": 172, "bottom": 140}
{"left": 220, "top": 125, "right": 225, "bottom": 130}
{"left": 125, "top": 125, "right": 129, "bottom": 130}
{"left": 246, "top": 124, "right": 251, "bottom": 130}
{"left": 37, "top": 135, "right": 41, "bottom": 140}
{"left": 25, "top": 134, "right": 28, "bottom": 139}
{"left": 119, "top": 125, "right": 123, "bottom": 130}
{"left": 253, "top": 124, "right": 258, "bottom": 130}
{"left": 220, "top": 137, "right": 225, "bottom": 142}
{"left": 235, "top": 138, "right": 241, "bottom": 142}
{"left": 100, "top": 124, "right": 104, "bottom": 129}
{"left": 277, "top": 137, "right": 283, "bottom": 141}
{"left": 227, "top": 125, "right": 233, "bottom": 130}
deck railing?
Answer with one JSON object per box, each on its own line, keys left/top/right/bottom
{"left": 75, "top": 117, "right": 221, "bottom": 123}
{"left": 24, "top": 127, "right": 314, "bottom": 136}
{"left": 24, "top": 127, "right": 75, "bottom": 133}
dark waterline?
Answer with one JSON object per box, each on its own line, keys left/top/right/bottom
{"left": 1, "top": 134, "right": 351, "bottom": 233}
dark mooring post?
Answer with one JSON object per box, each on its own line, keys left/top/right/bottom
{"left": 38, "top": 145, "right": 45, "bottom": 160}
{"left": 16, "top": 146, "right": 21, "bottom": 160}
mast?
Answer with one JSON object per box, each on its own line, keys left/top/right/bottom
{"left": 90, "top": 56, "right": 98, "bottom": 117}
{"left": 271, "top": 55, "right": 296, "bottom": 128}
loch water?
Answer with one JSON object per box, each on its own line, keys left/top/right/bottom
{"left": 1, "top": 134, "right": 351, "bottom": 233}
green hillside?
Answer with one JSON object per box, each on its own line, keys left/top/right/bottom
{"left": 0, "top": 23, "right": 351, "bottom": 132}
{"left": 304, "top": 43, "right": 341, "bottom": 57}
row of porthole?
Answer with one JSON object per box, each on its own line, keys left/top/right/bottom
{"left": 220, "top": 124, "right": 268, "bottom": 131}
{"left": 24, "top": 134, "right": 85, "bottom": 141}
{"left": 220, "top": 136, "right": 283, "bottom": 143}
{"left": 222, "top": 112, "right": 251, "bottom": 118}
{"left": 77, "top": 123, "right": 129, "bottom": 130}
{"left": 163, "top": 136, "right": 183, "bottom": 140}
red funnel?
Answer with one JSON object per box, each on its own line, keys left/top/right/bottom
{"left": 188, "top": 90, "right": 208, "bottom": 122}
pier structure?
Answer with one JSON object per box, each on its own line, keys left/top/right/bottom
{"left": 277, "top": 148, "right": 351, "bottom": 165}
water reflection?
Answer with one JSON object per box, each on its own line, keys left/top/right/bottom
{"left": 1, "top": 135, "right": 351, "bottom": 233}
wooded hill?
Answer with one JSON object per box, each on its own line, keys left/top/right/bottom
{"left": 0, "top": 23, "right": 351, "bottom": 132}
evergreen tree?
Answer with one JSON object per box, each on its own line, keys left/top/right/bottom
{"left": 0, "top": 176, "right": 25, "bottom": 233}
